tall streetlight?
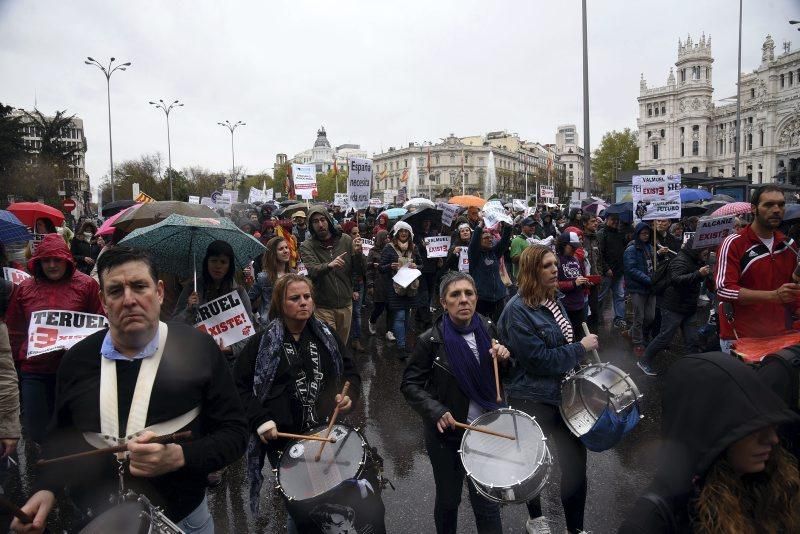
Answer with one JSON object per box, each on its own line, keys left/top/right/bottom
{"left": 581, "top": 0, "right": 592, "bottom": 194}
{"left": 734, "top": 0, "right": 743, "bottom": 181}
{"left": 149, "top": 99, "right": 183, "bottom": 200}
{"left": 217, "top": 120, "right": 246, "bottom": 187}
{"left": 85, "top": 57, "right": 131, "bottom": 202}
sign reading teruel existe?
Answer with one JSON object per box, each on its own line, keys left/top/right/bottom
{"left": 26, "top": 311, "right": 109, "bottom": 358}
{"left": 194, "top": 290, "right": 255, "bottom": 347}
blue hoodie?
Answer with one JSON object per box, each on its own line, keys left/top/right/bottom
{"left": 623, "top": 222, "right": 654, "bottom": 295}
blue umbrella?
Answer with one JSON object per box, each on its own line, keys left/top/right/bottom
{"left": 0, "top": 210, "right": 33, "bottom": 244}
{"left": 379, "top": 207, "right": 407, "bottom": 219}
{"left": 601, "top": 202, "right": 633, "bottom": 223}
{"left": 679, "top": 189, "right": 712, "bottom": 202}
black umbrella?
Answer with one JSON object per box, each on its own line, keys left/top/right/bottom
{"left": 400, "top": 207, "right": 443, "bottom": 234}
{"left": 101, "top": 199, "right": 137, "bottom": 217}
{"left": 680, "top": 202, "right": 707, "bottom": 217}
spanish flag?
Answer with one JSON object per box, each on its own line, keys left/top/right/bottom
{"left": 378, "top": 169, "right": 388, "bottom": 181}
{"left": 400, "top": 169, "right": 409, "bottom": 183}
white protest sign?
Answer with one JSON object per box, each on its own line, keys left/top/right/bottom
{"left": 215, "top": 193, "right": 233, "bottom": 212}
{"left": 347, "top": 157, "right": 372, "bottom": 210}
{"left": 26, "top": 310, "right": 109, "bottom": 358}
{"left": 200, "top": 197, "right": 215, "bottom": 209}
{"left": 569, "top": 199, "right": 582, "bottom": 211}
{"left": 334, "top": 193, "right": 349, "bottom": 208}
{"left": 194, "top": 290, "right": 256, "bottom": 347}
{"left": 292, "top": 164, "right": 317, "bottom": 200}
{"left": 692, "top": 216, "right": 735, "bottom": 249}
{"left": 369, "top": 198, "right": 383, "bottom": 209}
{"left": 265, "top": 188, "right": 274, "bottom": 201}
{"left": 392, "top": 266, "right": 422, "bottom": 288}
{"left": 188, "top": 195, "right": 200, "bottom": 205}
{"left": 440, "top": 203, "right": 460, "bottom": 227}
{"left": 223, "top": 189, "right": 240, "bottom": 203}
{"left": 2, "top": 267, "right": 31, "bottom": 284}
{"left": 512, "top": 199, "right": 527, "bottom": 211}
{"left": 482, "top": 200, "right": 513, "bottom": 228}
{"left": 383, "top": 189, "right": 397, "bottom": 205}
{"left": 458, "top": 247, "right": 470, "bottom": 272}
{"left": 361, "top": 238, "right": 374, "bottom": 257}
{"left": 631, "top": 174, "right": 682, "bottom": 220}
{"left": 248, "top": 187, "right": 267, "bottom": 204}
{"left": 296, "top": 261, "right": 308, "bottom": 276}
{"left": 424, "top": 236, "right": 450, "bottom": 258}
{"left": 539, "top": 185, "right": 555, "bottom": 198}
{"left": 683, "top": 232, "right": 695, "bottom": 245}
{"left": 29, "top": 233, "right": 45, "bottom": 255}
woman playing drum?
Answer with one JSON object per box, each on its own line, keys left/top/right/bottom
{"left": 401, "top": 271, "right": 511, "bottom": 534}
{"left": 497, "top": 245, "right": 599, "bottom": 534}
{"left": 234, "top": 274, "right": 361, "bottom": 530}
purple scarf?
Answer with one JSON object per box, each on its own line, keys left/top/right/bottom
{"left": 442, "top": 314, "right": 504, "bottom": 411}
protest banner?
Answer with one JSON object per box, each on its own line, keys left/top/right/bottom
{"left": 29, "top": 233, "right": 45, "bottom": 255}
{"left": 631, "top": 174, "right": 682, "bottom": 220}
{"left": 424, "top": 236, "right": 450, "bottom": 258}
{"left": 200, "top": 197, "right": 215, "bottom": 209}
{"left": 439, "top": 203, "right": 460, "bottom": 227}
{"left": 512, "top": 199, "right": 527, "bottom": 212}
{"left": 248, "top": 187, "right": 267, "bottom": 204}
{"left": 347, "top": 157, "right": 372, "bottom": 210}
{"left": 383, "top": 189, "right": 397, "bottom": 205}
{"left": 482, "top": 200, "right": 513, "bottom": 228}
{"left": 458, "top": 248, "right": 470, "bottom": 272}
{"left": 2, "top": 267, "right": 31, "bottom": 284}
{"left": 539, "top": 185, "right": 555, "bottom": 199}
{"left": 292, "top": 164, "right": 317, "bottom": 199}
{"left": 26, "top": 311, "right": 109, "bottom": 358}
{"left": 223, "top": 189, "right": 239, "bottom": 203}
{"left": 692, "top": 215, "right": 736, "bottom": 249}
{"left": 369, "top": 198, "right": 383, "bottom": 209}
{"left": 188, "top": 195, "right": 200, "bottom": 205}
{"left": 334, "top": 193, "right": 349, "bottom": 208}
{"left": 361, "top": 238, "right": 374, "bottom": 257}
{"left": 265, "top": 188, "right": 274, "bottom": 201}
{"left": 194, "top": 290, "right": 256, "bottom": 347}
{"left": 215, "top": 193, "right": 233, "bottom": 212}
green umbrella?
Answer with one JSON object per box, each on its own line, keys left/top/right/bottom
{"left": 119, "top": 214, "right": 265, "bottom": 279}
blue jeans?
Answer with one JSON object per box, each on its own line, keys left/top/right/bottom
{"left": 599, "top": 275, "right": 626, "bottom": 321}
{"left": 176, "top": 496, "right": 214, "bottom": 533}
{"left": 392, "top": 309, "right": 408, "bottom": 348}
{"left": 642, "top": 307, "right": 699, "bottom": 366}
{"left": 20, "top": 372, "right": 57, "bottom": 444}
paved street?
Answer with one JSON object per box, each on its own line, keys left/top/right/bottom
{"left": 3, "top": 301, "right": 698, "bottom": 533}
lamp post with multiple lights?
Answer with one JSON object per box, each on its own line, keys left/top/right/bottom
{"left": 149, "top": 99, "right": 183, "bottom": 200}
{"left": 217, "top": 120, "right": 246, "bottom": 188}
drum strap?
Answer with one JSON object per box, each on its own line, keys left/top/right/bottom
{"left": 283, "top": 340, "right": 323, "bottom": 430}
{"left": 85, "top": 322, "right": 201, "bottom": 452}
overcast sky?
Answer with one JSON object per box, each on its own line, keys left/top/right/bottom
{"left": 0, "top": 0, "right": 796, "bottom": 197}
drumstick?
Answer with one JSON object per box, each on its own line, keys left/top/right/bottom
{"left": 453, "top": 421, "right": 515, "bottom": 440}
{"left": 315, "top": 381, "right": 350, "bottom": 461}
{"left": 0, "top": 495, "right": 32, "bottom": 525}
{"left": 275, "top": 432, "right": 336, "bottom": 443}
{"left": 491, "top": 339, "right": 502, "bottom": 403}
{"left": 581, "top": 322, "right": 601, "bottom": 364}
{"left": 36, "top": 431, "right": 193, "bottom": 467}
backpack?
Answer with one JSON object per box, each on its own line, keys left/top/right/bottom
{"left": 390, "top": 244, "right": 420, "bottom": 297}
{"left": 650, "top": 257, "right": 672, "bottom": 296}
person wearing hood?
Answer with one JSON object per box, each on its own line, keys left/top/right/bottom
{"left": 535, "top": 212, "right": 558, "bottom": 240}
{"left": 623, "top": 222, "right": 656, "bottom": 357}
{"left": 619, "top": 352, "right": 800, "bottom": 533}
{"left": 638, "top": 236, "right": 715, "bottom": 376}
{"left": 367, "top": 230, "right": 390, "bottom": 338}
{"left": 300, "top": 205, "right": 359, "bottom": 343}
{"left": 373, "top": 212, "right": 389, "bottom": 237}
{"left": 468, "top": 220, "right": 512, "bottom": 323}
{"left": 5, "top": 234, "right": 104, "bottom": 445}
{"left": 446, "top": 223, "right": 472, "bottom": 273}
{"left": 379, "top": 221, "right": 422, "bottom": 355}
{"left": 70, "top": 220, "right": 98, "bottom": 275}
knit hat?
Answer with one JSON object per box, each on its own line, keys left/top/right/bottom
{"left": 392, "top": 221, "right": 414, "bottom": 240}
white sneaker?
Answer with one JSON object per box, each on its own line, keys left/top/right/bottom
{"left": 385, "top": 331, "right": 396, "bottom": 342}
{"left": 526, "top": 516, "right": 552, "bottom": 534}
{"left": 368, "top": 320, "right": 377, "bottom": 335}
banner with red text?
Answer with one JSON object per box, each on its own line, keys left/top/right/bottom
{"left": 2, "top": 267, "right": 31, "bottom": 285}
{"left": 27, "top": 310, "right": 109, "bottom": 358}
{"left": 194, "top": 290, "right": 255, "bottom": 347}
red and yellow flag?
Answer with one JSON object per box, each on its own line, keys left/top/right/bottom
{"left": 400, "top": 169, "right": 409, "bottom": 183}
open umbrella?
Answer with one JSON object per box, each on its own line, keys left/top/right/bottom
{"left": 679, "top": 189, "right": 713, "bottom": 203}
{"left": 0, "top": 210, "right": 33, "bottom": 244}
{"left": 681, "top": 202, "right": 708, "bottom": 217}
{"left": 275, "top": 203, "right": 308, "bottom": 219}
{"left": 96, "top": 204, "right": 141, "bottom": 237}
{"left": 101, "top": 199, "right": 137, "bottom": 217}
{"left": 449, "top": 195, "right": 486, "bottom": 208}
{"left": 602, "top": 202, "right": 633, "bottom": 223}
{"left": 710, "top": 194, "right": 737, "bottom": 203}
{"left": 113, "top": 201, "right": 219, "bottom": 232}
{"left": 379, "top": 207, "right": 407, "bottom": 219}
{"left": 784, "top": 203, "right": 800, "bottom": 222}
{"left": 403, "top": 198, "right": 436, "bottom": 210}
{"left": 119, "top": 214, "right": 265, "bottom": 278}
{"left": 710, "top": 202, "right": 751, "bottom": 217}
{"left": 400, "top": 206, "right": 442, "bottom": 232}
{"left": 7, "top": 202, "right": 64, "bottom": 228}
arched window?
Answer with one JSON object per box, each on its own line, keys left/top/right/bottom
{"left": 692, "top": 140, "right": 699, "bottom": 156}
{"left": 679, "top": 167, "right": 684, "bottom": 174}
{"left": 692, "top": 167, "right": 699, "bottom": 173}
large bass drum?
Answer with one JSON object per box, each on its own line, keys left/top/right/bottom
{"left": 459, "top": 408, "right": 551, "bottom": 504}
{"left": 559, "top": 363, "right": 642, "bottom": 452}
{"left": 79, "top": 491, "right": 184, "bottom": 534}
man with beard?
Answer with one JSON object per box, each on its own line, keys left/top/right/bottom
{"left": 716, "top": 185, "right": 800, "bottom": 354}
{"left": 300, "top": 207, "right": 358, "bottom": 342}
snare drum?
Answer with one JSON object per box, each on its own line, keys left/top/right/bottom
{"left": 459, "top": 408, "right": 552, "bottom": 504}
{"left": 560, "top": 363, "right": 642, "bottom": 451}
{"left": 79, "top": 491, "right": 184, "bottom": 534}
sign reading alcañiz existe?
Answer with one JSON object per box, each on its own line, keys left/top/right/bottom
{"left": 27, "top": 311, "right": 109, "bottom": 358}
{"left": 194, "top": 290, "right": 256, "bottom": 347}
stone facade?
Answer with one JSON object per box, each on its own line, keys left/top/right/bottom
{"left": 637, "top": 34, "right": 800, "bottom": 184}
{"left": 555, "top": 124, "right": 585, "bottom": 190}
{"left": 290, "top": 126, "right": 367, "bottom": 173}
{"left": 372, "top": 131, "right": 566, "bottom": 201}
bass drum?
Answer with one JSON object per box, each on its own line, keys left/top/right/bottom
{"left": 459, "top": 408, "right": 551, "bottom": 504}
{"left": 559, "top": 363, "right": 642, "bottom": 451}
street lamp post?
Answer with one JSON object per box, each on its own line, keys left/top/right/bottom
{"left": 85, "top": 57, "right": 131, "bottom": 203}
{"left": 217, "top": 120, "right": 246, "bottom": 188}
{"left": 149, "top": 99, "right": 183, "bottom": 200}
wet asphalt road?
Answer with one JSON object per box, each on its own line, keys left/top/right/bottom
{"left": 2, "top": 300, "right": 704, "bottom": 533}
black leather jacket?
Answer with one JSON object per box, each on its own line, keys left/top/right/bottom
{"left": 401, "top": 314, "right": 502, "bottom": 445}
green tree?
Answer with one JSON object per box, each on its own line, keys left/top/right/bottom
{"left": 23, "top": 109, "right": 83, "bottom": 168}
{"left": 0, "top": 103, "right": 26, "bottom": 174}
{"left": 183, "top": 166, "right": 227, "bottom": 198}
{"left": 237, "top": 172, "right": 275, "bottom": 201}
{"left": 315, "top": 168, "right": 347, "bottom": 202}
{"left": 591, "top": 128, "right": 639, "bottom": 196}
{"left": 99, "top": 154, "right": 163, "bottom": 203}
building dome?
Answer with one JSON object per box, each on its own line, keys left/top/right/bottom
{"left": 314, "top": 126, "right": 331, "bottom": 149}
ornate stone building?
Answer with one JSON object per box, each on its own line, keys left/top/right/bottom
{"left": 372, "top": 131, "right": 566, "bottom": 201}
{"left": 290, "top": 126, "right": 367, "bottom": 173}
{"left": 637, "top": 33, "right": 800, "bottom": 184}
{"left": 555, "top": 124, "right": 585, "bottom": 190}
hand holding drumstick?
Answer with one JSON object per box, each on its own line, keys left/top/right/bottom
{"left": 489, "top": 339, "right": 510, "bottom": 403}
{"left": 315, "top": 381, "right": 351, "bottom": 461}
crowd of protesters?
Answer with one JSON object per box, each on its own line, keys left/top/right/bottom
{"left": 1, "top": 185, "right": 799, "bottom": 533}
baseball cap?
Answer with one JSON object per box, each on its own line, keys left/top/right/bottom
{"left": 521, "top": 216, "right": 536, "bottom": 227}
{"left": 559, "top": 230, "right": 583, "bottom": 245}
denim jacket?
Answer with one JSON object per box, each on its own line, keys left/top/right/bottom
{"left": 497, "top": 293, "right": 586, "bottom": 405}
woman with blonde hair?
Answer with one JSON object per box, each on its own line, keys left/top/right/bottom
{"left": 497, "top": 245, "right": 599, "bottom": 534}
{"left": 248, "top": 236, "right": 295, "bottom": 326}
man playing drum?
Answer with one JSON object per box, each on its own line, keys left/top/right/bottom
{"left": 401, "top": 272, "right": 512, "bottom": 534}
{"left": 716, "top": 185, "right": 800, "bottom": 354}
{"left": 11, "top": 247, "right": 249, "bottom": 534}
